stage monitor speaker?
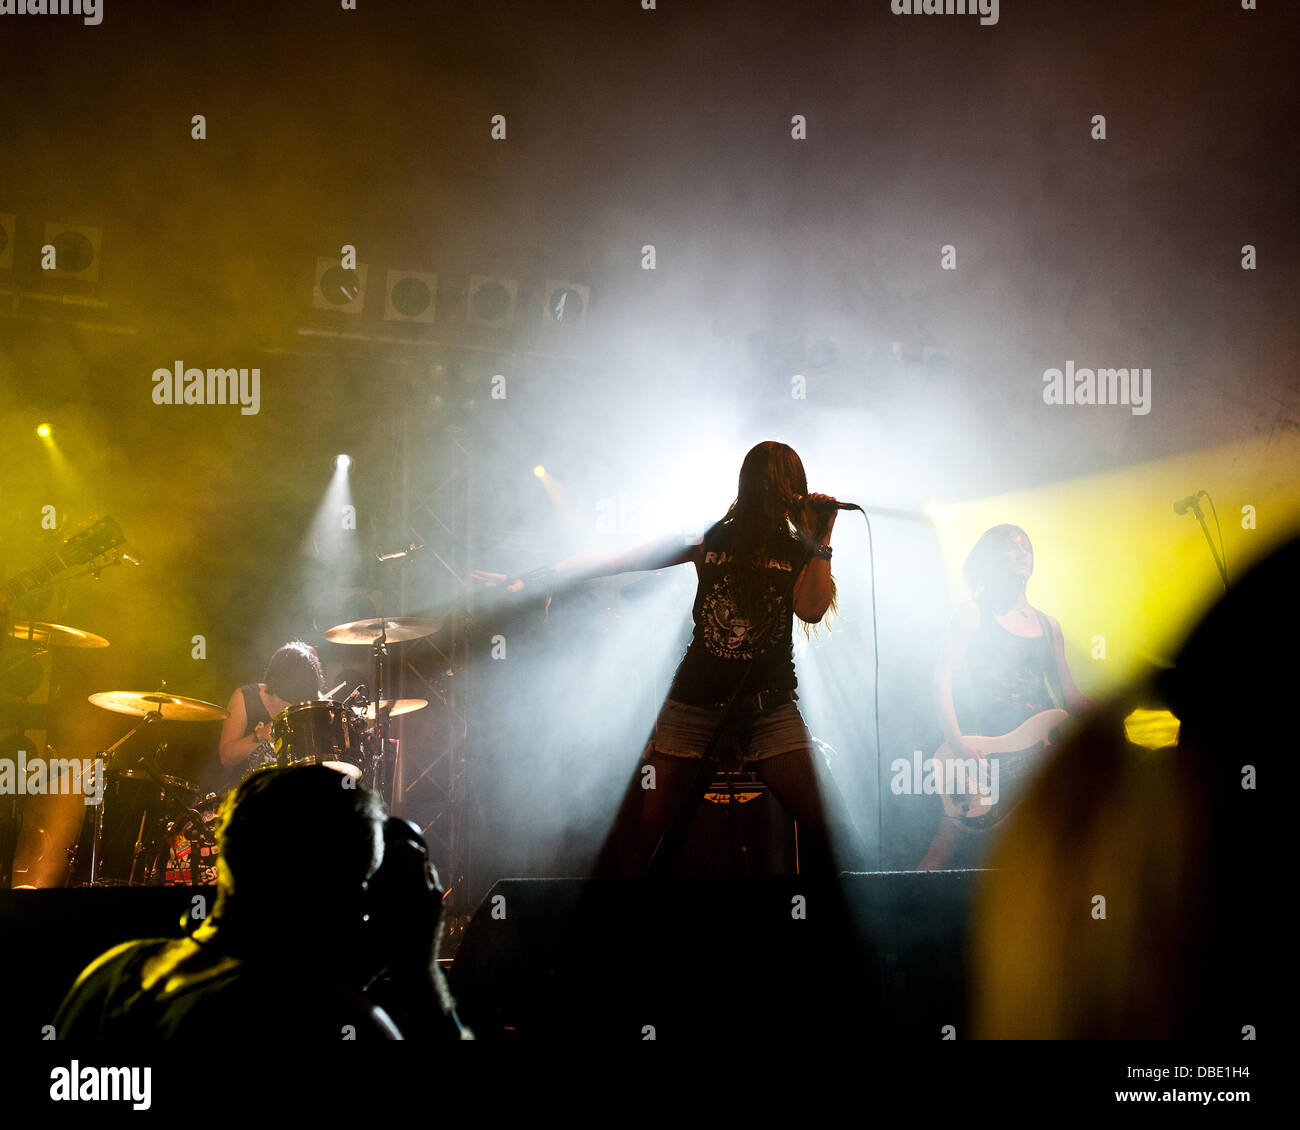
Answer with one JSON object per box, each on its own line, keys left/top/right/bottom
{"left": 449, "top": 871, "right": 979, "bottom": 1043}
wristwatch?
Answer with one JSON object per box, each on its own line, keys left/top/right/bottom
{"left": 811, "top": 543, "right": 832, "bottom": 561}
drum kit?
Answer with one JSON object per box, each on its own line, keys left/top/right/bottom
{"left": 51, "top": 614, "right": 439, "bottom": 888}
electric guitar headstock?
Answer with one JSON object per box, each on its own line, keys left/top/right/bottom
{"left": 3, "top": 515, "right": 128, "bottom": 604}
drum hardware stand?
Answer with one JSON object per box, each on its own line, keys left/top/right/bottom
{"left": 0, "top": 715, "right": 46, "bottom": 890}
{"left": 1, "top": 631, "right": 53, "bottom": 888}
{"left": 320, "top": 616, "right": 437, "bottom": 809}
{"left": 341, "top": 683, "right": 372, "bottom": 787}
{"left": 0, "top": 764, "right": 28, "bottom": 890}
{"left": 129, "top": 808, "right": 149, "bottom": 887}
{"left": 0, "top": 642, "right": 50, "bottom": 684}
{"left": 130, "top": 750, "right": 209, "bottom": 886}
{"left": 81, "top": 709, "right": 165, "bottom": 886}
{"left": 371, "top": 631, "right": 392, "bottom": 805}
{"left": 68, "top": 683, "right": 227, "bottom": 886}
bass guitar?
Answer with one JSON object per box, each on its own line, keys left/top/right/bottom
{"left": 935, "top": 708, "right": 1070, "bottom": 830}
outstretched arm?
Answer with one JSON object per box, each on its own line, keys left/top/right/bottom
{"left": 554, "top": 533, "right": 700, "bottom": 582}
{"left": 473, "top": 533, "right": 701, "bottom": 593}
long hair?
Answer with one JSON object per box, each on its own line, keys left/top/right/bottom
{"left": 264, "top": 641, "right": 324, "bottom": 704}
{"left": 962, "top": 524, "right": 1031, "bottom": 599}
{"left": 713, "top": 441, "right": 836, "bottom": 626}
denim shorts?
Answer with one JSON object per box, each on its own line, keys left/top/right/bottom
{"left": 641, "top": 698, "right": 813, "bottom": 764}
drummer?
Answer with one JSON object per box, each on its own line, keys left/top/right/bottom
{"left": 218, "top": 642, "right": 325, "bottom": 783}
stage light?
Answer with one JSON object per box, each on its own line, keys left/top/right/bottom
{"left": 36, "top": 423, "right": 52, "bottom": 438}
{"left": 385, "top": 269, "right": 437, "bottom": 323}
{"left": 923, "top": 432, "right": 1300, "bottom": 691}
{"left": 542, "top": 281, "right": 590, "bottom": 327}
{"left": 1124, "top": 708, "right": 1180, "bottom": 750}
{"left": 467, "top": 276, "right": 517, "bottom": 328}
{"left": 312, "top": 257, "right": 368, "bottom": 314}
{"left": 334, "top": 454, "right": 353, "bottom": 472}
{"left": 533, "top": 465, "right": 546, "bottom": 478}
{"left": 0, "top": 213, "right": 14, "bottom": 271}
{"left": 42, "top": 222, "right": 103, "bottom": 282}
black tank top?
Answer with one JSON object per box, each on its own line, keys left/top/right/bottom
{"left": 222, "top": 684, "right": 276, "bottom": 788}
{"left": 239, "top": 684, "right": 272, "bottom": 738}
{"left": 958, "top": 603, "right": 1061, "bottom": 737}
{"left": 667, "top": 522, "right": 812, "bottom": 707}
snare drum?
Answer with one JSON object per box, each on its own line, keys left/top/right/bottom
{"left": 271, "top": 700, "right": 366, "bottom": 780}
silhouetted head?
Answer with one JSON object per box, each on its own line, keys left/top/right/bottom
{"left": 207, "top": 766, "right": 385, "bottom": 953}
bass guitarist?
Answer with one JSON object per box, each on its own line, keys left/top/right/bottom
{"left": 917, "top": 524, "right": 1092, "bottom": 870}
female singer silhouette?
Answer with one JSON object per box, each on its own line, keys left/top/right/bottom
{"left": 480, "top": 440, "right": 856, "bottom": 875}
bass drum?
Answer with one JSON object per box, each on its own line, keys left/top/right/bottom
{"left": 67, "top": 769, "right": 195, "bottom": 887}
{"left": 271, "top": 700, "right": 366, "bottom": 780}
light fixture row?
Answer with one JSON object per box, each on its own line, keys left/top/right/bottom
{"left": 310, "top": 257, "right": 590, "bottom": 329}
{"left": 0, "top": 215, "right": 103, "bottom": 281}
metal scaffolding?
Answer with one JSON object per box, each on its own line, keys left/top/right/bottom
{"left": 390, "top": 414, "right": 477, "bottom": 945}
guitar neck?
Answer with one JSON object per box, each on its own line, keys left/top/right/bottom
{"left": 4, "top": 553, "right": 73, "bottom": 602}
{"left": 2, "top": 517, "right": 125, "bottom": 605}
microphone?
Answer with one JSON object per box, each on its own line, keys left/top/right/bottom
{"left": 793, "top": 494, "right": 864, "bottom": 513}
{"left": 1174, "top": 492, "right": 1204, "bottom": 516}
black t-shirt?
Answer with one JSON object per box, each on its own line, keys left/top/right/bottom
{"left": 667, "top": 522, "right": 812, "bottom": 707}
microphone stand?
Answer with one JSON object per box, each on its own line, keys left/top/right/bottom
{"left": 1185, "top": 495, "right": 1229, "bottom": 592}
{"left": 371, "top": 630, "right": 391, "bottom": 806}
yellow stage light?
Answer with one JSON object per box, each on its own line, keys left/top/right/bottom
{"left": 924, "top": 433, "right": 1300, "bottom": 695}
{"left": 36, "top": 423, "right": 52, "bottom": 438}
{"left": 1123, "top": 708, "right": 1181, "bottom": 750}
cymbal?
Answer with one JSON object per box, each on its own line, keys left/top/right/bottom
{"left": 88, "top": 691, "right": 229, "bottom": 722}
{"left": 323, "top": 616, "right": 439, "bottom": 645}
{"left": 9, "top": 621, "right": 110, "bottom": 648}
{"left": 358, "top": 698, "right": 428, "bottom": 721}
